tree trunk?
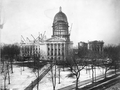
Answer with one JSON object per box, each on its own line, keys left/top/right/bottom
{"left": 23, "top": 58, "right": 25, "bottom": 71}
{"left": 92, "top": 65, "right": 94, "bottom": 83}
{"left": 70, "top": 66, "right": 73, "bottom": 72}
{"left": 8, "top": 67, "right": 10, "bottom": 84}
{"left": 58, "top": 68, "right": 60, "bottom": 84}
{"left": 51, "top": 63, "right": 56, "bottom": 90}
{"left": 4, "top": 76, "right": 6, "bottom": 90}
{"left": 95, "top": 66, "right": 96, "bottom": 82}
{"left": 1, "top": 60, "right": 4, "bottom": 73}
{"left": 105, "top": 68, "right": 107, "bottom": 79}
{"left": 53, "top": 85, "right": 55, "bottom": 90}
{"left": 76, "top": 77, "right": 79, "bottom": 90}
{"left": 54, "top": 60, "right": 56, "bottom": 79}
{"left": 37, "top": 69, "right": 39, "bottom": 90}
{"left": 10, "top": 58, "right": 13, "bottom": 73}
{"left": 88, "top": 66, "right": 91, "bottom": 78}
{"left": 63, "top": 60, "right": 65, "bottom": 71}
{"left": 31, "top": 81, "right": 33, "bottom": 89}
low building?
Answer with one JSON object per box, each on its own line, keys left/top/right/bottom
{"left": 88, "top": 40, "right": 104, "bottom": 53}
{"left": 78, "top": 40, "right": 104, "bottom": 54}
{"left": 78, "top": 41, "right": 88, "bottom": 51}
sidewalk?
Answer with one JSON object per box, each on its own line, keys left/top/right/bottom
{"left": 81, "top": 73, "right": 120, "bottom": 90}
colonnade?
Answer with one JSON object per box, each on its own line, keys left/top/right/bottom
{"left": 47, "top": 43, "right": 66, "bottom": 60}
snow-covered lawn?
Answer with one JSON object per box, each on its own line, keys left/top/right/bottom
{"left": 1, "top": 63, "right": 112, "bottom": 90}
{"left": 33, "top": 66, "right": 105, "bottom": 90}
{"left": 0, "top": 65, "right": 36, "bottom": 90}
{"left": 0, "top": 63, "right": 50, "bottom": 90}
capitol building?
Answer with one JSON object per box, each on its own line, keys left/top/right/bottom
{"left": 20, "top": 7, "right": 73, "bottom": 61}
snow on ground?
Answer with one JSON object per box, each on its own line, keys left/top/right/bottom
{"left": 33, "top": 66, "right": 105, "bottom": 90}
{"left": 0, "top": 65, "right": 36, "bottom": 90}
{"left": 0, "top": 63, "right": 49, "bottom": 90}
{"left": 1, "top": 63, "right": 112, "bottom": 90}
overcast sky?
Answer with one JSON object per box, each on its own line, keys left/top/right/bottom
{"left": 0, "top": 0, "right": 120, "bottom": 46}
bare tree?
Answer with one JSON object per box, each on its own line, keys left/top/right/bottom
{"left": 66, "top": 48, "right": 87, "bottom": 90}
{"left": 2, "top": 44, "right": 20, "bottom": 73}
{"left": 87, "top": 50, "right": 102, "bottom": 83}
{"left": 50, "top": 58, "right": 56, "bottom": 90}
{"left": 32, "top": 52, "right": 41, "bottom": 90}
{"left": 104, "top": 45, "right": 120, "bottom": 75}
{"left": 1, "top": 60, "right": 10, "bottom": 90}
{"left": 58, "top": 66, "right": 61, "bottom": 84}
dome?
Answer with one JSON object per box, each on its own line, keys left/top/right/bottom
{"left": 53, "top": 7, "right": 68, "bottom": 23}
{"left": 52, "top": 7, "right": 70, "bottom": 41}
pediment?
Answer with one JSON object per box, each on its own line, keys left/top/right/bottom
{"left": 46, "top": 36, "right": 66, "bottom": 42}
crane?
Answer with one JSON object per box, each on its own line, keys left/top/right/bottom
{"left": 31, "top": 34, "right": 37, "bottom": 43}
{"left": 27, "top": 37, "right": 31, "bottom": 42}
{"left": 21, "top": 35, "right": 26, "bottom": 43}
{"left": 37, "top": 31, "right": 46, "bottom": 42}
{"left": 42, "top": 31, "right": 46, "bottom": 41}
{"left": 69, "top": 23, "right": 73, "bottom": 36}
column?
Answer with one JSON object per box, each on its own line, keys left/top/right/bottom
{"left": 53, "top": 43, "right": 55, "bottom": 59}
{"left": 64, "top": 43, "right": 65, "bottom": 61}
{"left": 50, "top": 44, "right": 52, "bottom": 59}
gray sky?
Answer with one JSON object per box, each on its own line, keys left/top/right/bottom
{"left": 0, "top": 0, "right": 120, "bottom": 46}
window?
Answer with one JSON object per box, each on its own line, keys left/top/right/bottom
{"left": 48, "top": 52, "right": 49, "bottom": 56}
{"left": 58, "top": 51, "right": 60, "bottom": 55}
{"left": 62, "top": 52, "right": 64, "bottom": 55}
{"left": 48, "top": 48, "right": 50, "bottom": 51}
{"left": 51, "top": 52, "right": 53, "bottom": 56}
{"left": 54, "top": 52, "right": 57, "bottom": 55}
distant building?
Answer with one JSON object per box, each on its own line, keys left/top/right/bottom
{"left": 78, "top": 40, "right": 104, "bottom": 54}
{"left": 78, "top": 41, "right": 88, "bottom": 51}
{"left": 88, "top": 41, "right": 104, "bottom": 53}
